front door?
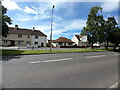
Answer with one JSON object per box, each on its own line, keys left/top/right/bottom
{"left": 10, "top": 41, "right": 15, "bottom": 46}
{"left": 41, "top": 42, "right": 44, "bottom": 47}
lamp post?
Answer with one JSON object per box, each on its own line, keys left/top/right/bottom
{"left": 50, "top": 5, "right": 55, "bottom": 51}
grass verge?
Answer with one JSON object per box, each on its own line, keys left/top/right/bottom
{"left": 1, "top": 48, "right": 113, "bottom": 56}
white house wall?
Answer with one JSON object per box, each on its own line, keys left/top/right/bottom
{"left": 72, "top": 35, "right": 79, "bottom": 46}
{"left": 32, "top": 35, "right": 47, "bottom": 47}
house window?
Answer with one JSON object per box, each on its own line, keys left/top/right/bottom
{"left": 3, "top": 40, "right": 7, "bottom": 43}
{"left": 27, "top": 35, "right": 30, "bottom": 38}
{"left": 41, "top": 42, "right": 44, "bottom": 47}
{"left": 34, "top": 42, "right": 38, "bottom": 45}
{"left": 59, "top": 42, "right": 62, "bottom": 45}
{"left": 69, "top": 43, "right": 72, "bottom": 45}
{"left": 18, "top": 34, "right": 22, "bottom": 38}
{"left": 35, "top": 35, "right": 38, "bottom": 39}
{"left": 26, "top": 41, "right": 30, "bottom": 44}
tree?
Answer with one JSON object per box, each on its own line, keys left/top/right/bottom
{"left": 103, "top": 17, "right": 117, "bottom": 49}
{"left": 81, "top": 6, "right": 104, "bottom": 49}
{"left": 109, "top": 27, "right": 120, "bottom": 50}
{"left": 81, "top": 6, "right": 118, "bottom": 49}
{"left": 0, "top": 1, "right": 12, "bottom": 37}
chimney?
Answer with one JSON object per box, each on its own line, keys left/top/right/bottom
{"left": 33, "top": 27, "right": 35, "bottom": 31}
{"left": 15, "top": 25, "right": 18, "bottom": 30}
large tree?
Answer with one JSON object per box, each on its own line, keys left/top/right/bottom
{"left": 103, "top": 17, "right": 117, "bottom": 49}
{"left": 82, "top": 6, "right": 118, "bottom": 49}
{"left": 109, "top": 27, "right": 120, "bottom": 50}
{"left": 81, "top": 6, "right": 104, "bottom": 49}
{"left": 0, "top": 1, "right": 12, "bottom": 37}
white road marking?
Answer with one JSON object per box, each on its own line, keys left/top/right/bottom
{"left": 86, "top": 55, "right": 106, "bottom": 58}
{"left": 109, "top": 82, "right": 118, "bottom": 88}
{"left": 29, "top": 61, "right": 41, "bottom": 64}
{"left": 29, "top": 58, "right": 73, "bottom": 64}
{"left": 114, "top": 54, "right": 119, "bottom": 56}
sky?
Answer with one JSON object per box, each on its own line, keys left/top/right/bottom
{"left": 2, "top": 0, "right": 119, "bottom": 40}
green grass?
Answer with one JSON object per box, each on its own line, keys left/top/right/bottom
{"left": 1, "top": 48, "right": 113, "bottom": 56}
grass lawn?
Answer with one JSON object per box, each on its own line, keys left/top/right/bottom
{"left": 0, "top": 48, "right": 113, "bottom": 56}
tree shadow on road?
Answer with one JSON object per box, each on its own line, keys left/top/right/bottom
{"left": 2, "top": 55, "right": 23, "bottom": 62}
{"left": 1, "top": 49, "right": 24, "bottom": 62}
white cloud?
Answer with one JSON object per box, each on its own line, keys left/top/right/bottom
{"left": 15, "top": 12, "right": 51, "bottom": 21}
{"left": 101, "top": 2, "right": 118, "bottom": 12}
{"left": 64, "top": 19, "right": 86, "bottom": 30}
{"left": 33, "top": 19, "right": 86, "bottom": 39}
{"left": 23, "top": 6, "right": 38, "bottom": 15}
{"left": 2, "top": 0, "right": 21, "bottom": 10}
{"left": 14, "top": 0, "right": 119, "bottom": 2}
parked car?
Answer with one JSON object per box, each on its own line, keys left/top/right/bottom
{"left": 114, "top": 44, "right": 120, "bottom": 52}
{"left": 93, "top": 43, "right": 100, "bottom": 47}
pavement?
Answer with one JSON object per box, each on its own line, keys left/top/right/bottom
{"left": 1, "top": 51, "right": 119, "bottom": 88}
{"left": 0, "top": 46, "right": 103, "bottom": 51}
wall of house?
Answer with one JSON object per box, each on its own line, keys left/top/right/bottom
{"left": 79, "top": 36, "right": 89, "bottom": 46}
{"left": 2, "top": 34, "right": 32, "bottom": 46}
{"left": 72, "top": 35, "right": 79, "bottom": 46}
{"left": 32, "top": 36, "right": 47, "bottom": 47}
{"left": 52, "top": 42, "right": 73, "bottom": 47}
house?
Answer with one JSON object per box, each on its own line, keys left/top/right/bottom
{"left": 52, "top": 37, "right": 75, "bottom": 47}
{"left": 1, "top": 25, "right": 47, "bottom": 47}
{"left": 72, "top": 35, "right": 82, "bottom": 46}
{"left": 72, "top": 35, "right": 89, "bottom": 46}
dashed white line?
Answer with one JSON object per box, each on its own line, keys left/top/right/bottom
{"left": 114, "top": 54, "right": 119, "bottom": 56}
{"left": 109, "top": 82, "right": 118, "bottom": 88}
{"left": 30, "top": 61, "right": 41, "bottom": 64}
{"left": 29, "top": 58, "right": 73, "bottom": 64}
{"left": 86, "top": 55, "right": 106, "bottom": 58}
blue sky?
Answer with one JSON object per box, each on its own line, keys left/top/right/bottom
{"left": 2, "top": 0, "right": 119, "bottom": 40}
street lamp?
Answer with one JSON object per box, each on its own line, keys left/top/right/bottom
{"left": 50, "top": 5, "right": 55, "bottom": 51}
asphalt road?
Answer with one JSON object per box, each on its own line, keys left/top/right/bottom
{"left": 2, "top": 51, "right": 119, "bottom": 88}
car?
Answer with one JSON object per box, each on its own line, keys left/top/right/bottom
{"left": 93, "top": 43, "right": 100, "bottom": 47}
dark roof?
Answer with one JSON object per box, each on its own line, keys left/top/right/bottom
{"left": 53, "top": 37, "right": 75, "bottom": 43}
{"left": 9, "top": 27, "right": 47, "bottom": 37}
{"left": 75, "top": 35, "right": 82, "bottom": 41}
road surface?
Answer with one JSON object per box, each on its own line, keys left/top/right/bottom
{"left": 2, "top": 51, "right": 119, "bottom": 88}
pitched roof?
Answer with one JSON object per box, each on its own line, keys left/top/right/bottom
{"left": 53, "top": 37, "right": 75, "bottom": 43}
{"left": 75, "top": 35, "right": 82, "bottom": 41}
{"left": 8, "top": 27, "right": 47, "bottom": 37}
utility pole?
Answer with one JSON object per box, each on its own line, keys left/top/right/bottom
{"left": 50, "top": 5, "right": 55, "bottom": 51}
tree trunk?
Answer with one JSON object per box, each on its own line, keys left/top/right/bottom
{"left": 113, "top": 45, "right": 116, "bottom": 51}
{"left": 105, "top": 40, "right": 109, "bottom": 49}
{"left": 91, "top": 39, "right": 94, "bottom": 49}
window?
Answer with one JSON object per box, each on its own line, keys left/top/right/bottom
{"left": 26, "top": 41, "right": 30, "bottom": 44}
{"left": 41, "top": 42, "right": 44, "bottom": 47}
{"left": 35, "top": 35, "right": 38, "bottom": 39}
{"left": 34, "top": 42, "right": 38, "bottom": 45}
{"left": 59, "top": 42, "right": 62, "bottom": 45}
{"left": 18, "top": 34, "right": 22, "bottom": 38}
{"left": 3, "top": 40, "right": 7, "bottom": 43}
{"left": 27, "top": 35, "right": 30, "bottom": 38}
{"left": 69, "top": 43, "right": 72, "bottom": 45}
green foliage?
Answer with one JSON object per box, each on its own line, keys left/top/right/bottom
{"left": 0, "top": 1, "right": 12, "bottom": 37}
{"left": 81, "top": 6, "right": 118, "bottom": 49}
{"left": 109, "top": 27, "right": 120, "bottom": 46}
{"left": 81, "top": 6, "right": 104, "bottom": 48}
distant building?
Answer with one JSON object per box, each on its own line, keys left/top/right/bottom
{"left": 52, "top": 37, "right": 75, "bottom": 47}
{"left": 1, "top": 25, "right": 47, "bottom": 47}
{"left": 72, "top": 35, "right": 82, "bottom": 46}
{"left": 72, "top": 35, "right": 89, "bottom": 46}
